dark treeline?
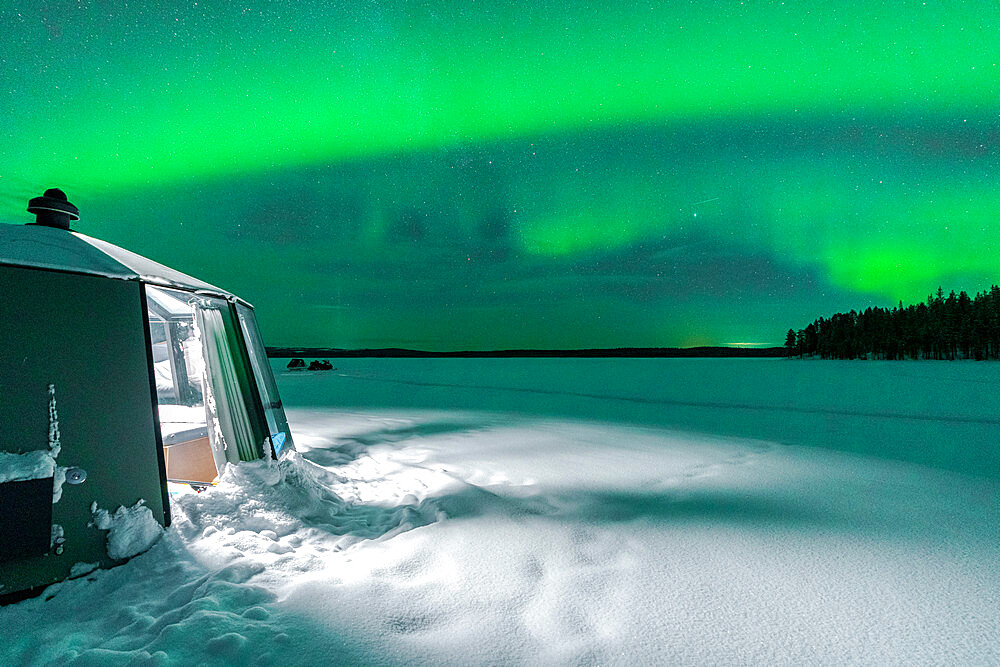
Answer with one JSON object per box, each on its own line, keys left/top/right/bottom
{"left": 786, "top": 285, "right": 1000, "bottom": 360}
{"left": 267, "top": 346, "right": 788, "bottom": 358}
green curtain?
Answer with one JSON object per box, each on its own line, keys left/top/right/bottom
{"left": 195, "top": 303, "right": 257, "bottom": 463}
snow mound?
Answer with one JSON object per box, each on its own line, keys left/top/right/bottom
{"left": 91, "top": 500, "right": 165, "bottom": 560}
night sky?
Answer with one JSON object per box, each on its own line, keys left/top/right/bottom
{"left": 2, "top": 1, "right": 998, "bottom": 349}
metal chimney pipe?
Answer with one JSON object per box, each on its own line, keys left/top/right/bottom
{"left": 27, "top": 188, "right": 80, "bottom": 230}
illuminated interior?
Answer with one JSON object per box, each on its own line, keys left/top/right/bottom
{"left": 146, "top": 285, "right": 224, "bottom": 485}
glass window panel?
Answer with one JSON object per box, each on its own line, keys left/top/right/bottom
{"left": 236, "top": 303, "right": 293, "bottom": 456}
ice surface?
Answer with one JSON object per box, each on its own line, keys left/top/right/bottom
{"left": 0, "top": 359, "right": 997, "bottom": 665}
{"left": 275, "top": 358, "right": 1000, "bottom": 476}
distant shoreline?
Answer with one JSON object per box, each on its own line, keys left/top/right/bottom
{"left": 265, "top": 346, "right": 787, "bottom": 359}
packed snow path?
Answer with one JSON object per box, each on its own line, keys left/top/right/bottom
{"left": 1, "top": 359, "right": 998, "bottom": 665}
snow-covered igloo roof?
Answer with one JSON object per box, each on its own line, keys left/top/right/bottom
{"left": 0, "top": 222, "right": 235, "bottom": 300}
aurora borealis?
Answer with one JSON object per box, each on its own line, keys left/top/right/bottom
{"left": 2, "top": 1, "right": 998, "bottom": 349}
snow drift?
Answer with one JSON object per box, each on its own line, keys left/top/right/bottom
{"left": 0, "top": 359, "right": 997, "bottom": 665}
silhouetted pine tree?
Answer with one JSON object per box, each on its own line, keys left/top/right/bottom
{"left": 785, "top": 329, "right": 798, "bottom": 356}
{"left": 785, "top": 284, "right": 1000, "bottom": 360}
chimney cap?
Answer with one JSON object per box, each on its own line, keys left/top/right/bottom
{"left": 27, "top": 188, "right": 79, "bottom": 229}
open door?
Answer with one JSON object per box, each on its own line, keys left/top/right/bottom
{"left": 146, "top": 286, "right": 218, "bottom": 485}
{"left": 145, "top": 286, "right": 268, "bottom": 490}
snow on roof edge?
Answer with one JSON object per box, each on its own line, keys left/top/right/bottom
{"left": 74, "top": 232, "right": 234, "bottom": 298}
{"left": 0, "top": 223, "right": 245, "bottom": 303}
{"left": 0, "top": 223, "right": 135, "bottom": 279}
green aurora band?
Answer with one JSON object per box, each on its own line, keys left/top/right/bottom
{"left": 2, "top": 1, "right": 999, "bottom": 349}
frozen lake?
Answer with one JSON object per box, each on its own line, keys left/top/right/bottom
{"left": 276, "top": 357, "right": 1000, "bottom": 476}
{"left": 2, "top": 358, "right": 998, "bottom": 665}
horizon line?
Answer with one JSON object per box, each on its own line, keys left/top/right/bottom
{"left": 264, "top": 345, "right": 787, "bottom": 359}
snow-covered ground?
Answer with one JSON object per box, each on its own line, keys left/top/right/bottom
{"left": 2, "top": 359, "right": 998, "bottom": 665}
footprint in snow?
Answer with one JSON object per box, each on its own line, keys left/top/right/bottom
{"left": 682, "top": 463, "right": 718, "bottom": 479}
